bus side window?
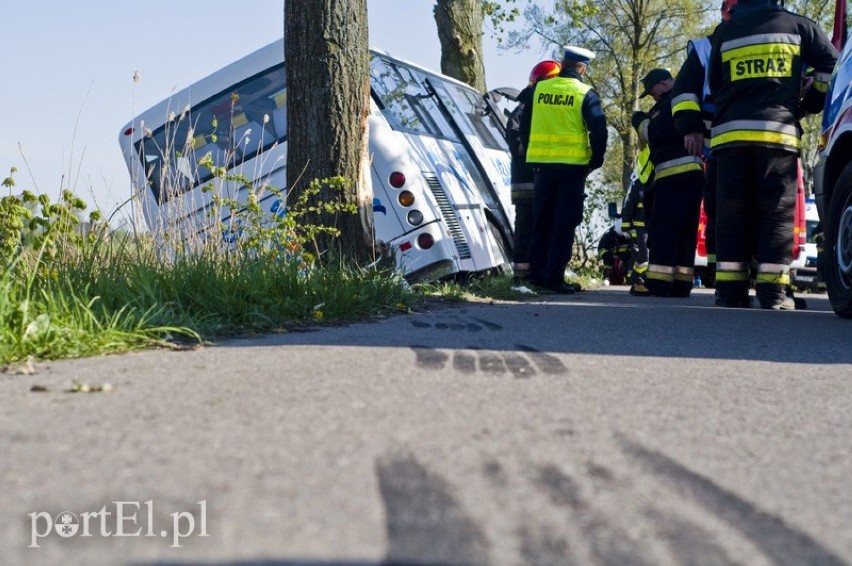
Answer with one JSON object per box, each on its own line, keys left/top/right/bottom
{"left": 466, "top": 111, "right": 501, "bottom": 149}
{"left": 403, "top": 92, "right": 443, "bottom": 136}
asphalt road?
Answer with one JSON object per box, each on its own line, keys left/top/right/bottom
{"left": 2, "top": 286, "right": 851, "bottom": 566}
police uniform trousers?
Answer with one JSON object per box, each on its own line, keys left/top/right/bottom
{"left": 645, "top": 169, "right": 704, "bottom": 297}
{"left": 529, "top": 165, "right": 586, "bottom": 288}
{"left": 511, "top": 182, "right": 535, "bottom": 270}
{"left": 714, "top": 147, "right": 797, "bottom": 308}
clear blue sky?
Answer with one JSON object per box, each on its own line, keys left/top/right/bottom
{"left": 0, "top": 1, "right": 546, "bottom": 224}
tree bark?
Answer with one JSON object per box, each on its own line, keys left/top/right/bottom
{"left": 434, "top": 0, "right": 487, "bottom": 92}
{"left": 284, "top": 0, "right": 373, "bottom": 263}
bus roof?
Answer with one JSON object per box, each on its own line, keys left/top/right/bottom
{"left": 120, "top": 39, "right": 483, "bottom": 143}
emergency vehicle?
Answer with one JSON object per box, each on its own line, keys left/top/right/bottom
{"left": 813, "top": 0, "right": 851, "bottom": 317}
{"left": 119, "top": 40, "right": 516, "bottom": 282}
{"left": 791, "top": 197, "right": 822, "bottom": 289}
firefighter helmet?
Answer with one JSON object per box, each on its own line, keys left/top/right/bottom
{"left": 721, "top": 0, "right": 738, "bottom": 20}
{"left": 528, "top": 60, "right": 561, "bottom": 87}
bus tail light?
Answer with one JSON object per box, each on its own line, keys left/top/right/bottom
{"left": 407, "top": 210, "right": 423, "bottom": 226}
{"left": 399, "top": 241, "right": 413, "bottom": 252}
{"left": 398, "top": 190, "right": 415, "bottom": 207}
{"left": 389, "top": 171, "right": 406, "bottom": 188}
{"left": 417, "top": 233, "right": 435, "bottom": 249}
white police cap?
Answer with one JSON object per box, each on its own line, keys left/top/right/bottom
{"left": 560, "top": 46, "right": 595, "bottom": 64}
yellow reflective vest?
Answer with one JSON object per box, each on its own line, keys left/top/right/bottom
{"left": 526, "top": 77, "right": 593, "bottom": 165}
{"left": 635, "top": 145, "right": 653, "bottom": 184}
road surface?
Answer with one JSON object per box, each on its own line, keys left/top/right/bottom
{"left": 2, "top": 287, "right": 851, "bottom": 565}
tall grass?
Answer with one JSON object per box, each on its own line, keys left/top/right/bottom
{"left": 0, "top": 172, "right": 414, "bottom": 364}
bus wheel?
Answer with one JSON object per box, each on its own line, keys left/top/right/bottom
{"left": 825, "top": 162, "right": 852, "bottom": 318}
{"left": 488, "top": 221, "right": 512, "bottom": 275}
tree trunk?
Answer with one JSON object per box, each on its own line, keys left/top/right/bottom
{"left": 284, "top": 0, "right": 373, "bottom": 263}
{"left": 434, "top": 0, "right": 487, "bottom": 92}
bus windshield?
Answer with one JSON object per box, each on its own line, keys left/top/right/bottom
{"left": 137, "top": 64, "right": 288, "bottom": 203}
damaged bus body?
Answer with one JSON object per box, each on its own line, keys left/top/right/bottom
{"left": 119, "top": 40, "right": 516, "bottom": 282}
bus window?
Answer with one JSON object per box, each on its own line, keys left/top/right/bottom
{"left": 370, "top": 56, "right": 457, "bottom": 140}
{"left": 451, "top": 85, "right": 507, "bottom": 151}
{"left": 427, "top": 78, "right": 506, "bottom": 152}
{"left": 139, "top": 64, "right": 286, "bottom": 203}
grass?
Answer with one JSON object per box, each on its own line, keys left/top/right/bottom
{"left": 0, "top": 179, "right": 425, "bottom": 364}
{"left": 0, "top": 168, "right": 607, "bottom": 365}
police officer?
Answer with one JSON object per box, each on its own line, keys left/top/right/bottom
{"left": 671, "top": 0, "right": 738, "bottom": 288}
{"left": 708, "top": 0, "right": 837, "bottom": 309}
{"left": 505, "top": 60, "right": 561, "bottom": 287}
{"left": 519, "top": 46, "right": 608, "bottom": 294}
{"left": 632, "top": 68, "right": 705, "bottom": 297}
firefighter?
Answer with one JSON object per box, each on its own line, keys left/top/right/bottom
{"left": 597, "top": 226, "right": 631, "bottom": 284}
{"left": 623, "top": 145, "right": 654, "bottom": 295}
{"left": 505, "top": 60, "right": 562, "bottom": 288}
{"left": 632, "top": 68, "right": 705, "bottom": 297}
{"left": 519, "top": 46, "right": 608, "bottom": 294}
{"left": 671, "top": 0, "right": 739, "bottom": 288}
{"left": 708, "top": 0, "right": 838, "bottom": 309}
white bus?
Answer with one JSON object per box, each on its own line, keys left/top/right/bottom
{"left": 119, "top": 40, "right": 516, "bottom": 282}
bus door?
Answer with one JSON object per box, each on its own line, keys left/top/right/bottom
{"left": 424, "top": 78, "right": 514, "bottom": 256}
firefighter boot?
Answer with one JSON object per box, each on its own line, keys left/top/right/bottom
{"left": 756, "top": 282, "right": 795, "bottom": 310}
{"left": 787, "top": 287, "right": 808, "bottom": 310}
{"left": 671, "top": 267, "right": 695, "bottom": 298}
{"left": 715, "top": 282, "right": 751, "bottom": 308}
{"left": 704, "top": 262, "right": 717, "bottom": 288}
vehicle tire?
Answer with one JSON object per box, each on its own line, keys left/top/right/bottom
{"left": 824, "top": 162, "right": 852, "bottom": 318}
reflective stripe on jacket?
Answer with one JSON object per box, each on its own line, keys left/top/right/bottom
{"left": 653, "top": 155, "right": 704, "bottom": 181}
{"left": 708, "top": 4, "right": 838, "bottom": 153}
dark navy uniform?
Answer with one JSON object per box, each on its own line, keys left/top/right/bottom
{"left": 634, "top": 85, "right": 704, "bottom": 297}
{"left": 672, "top": 36, "right": 719, "bottom": 285}
{"left": 519, "top": 53, "right": 608, "bottom": 292}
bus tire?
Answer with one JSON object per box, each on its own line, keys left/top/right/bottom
{"left": 824, "top": 162, "right": 852, "bottom": 318}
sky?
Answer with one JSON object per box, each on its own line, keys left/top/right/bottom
{"left": 0, "top": 1, "right": 549, "bottom": 225}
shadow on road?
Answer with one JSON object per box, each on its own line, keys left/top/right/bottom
{"left": 219, "top": 288, "right": 852, "bottom": 365}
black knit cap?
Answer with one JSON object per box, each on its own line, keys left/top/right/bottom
{"left": 639, "top": 68, "right": 673, "bottom": 97}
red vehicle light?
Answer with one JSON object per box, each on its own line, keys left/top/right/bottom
{"left": 389, "top": 172, "right": 406, "bottom": 188}
{"left": 417, "top": 233, "right": 435, "bottom": 249}
{"left": 399, "top": 241, "right": 413, "bottom": 252}
{"left": 124, "top": 127, "right": 134, "bottom": 136}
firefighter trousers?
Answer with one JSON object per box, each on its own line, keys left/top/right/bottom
{"left": 645, "top": 169, "right": 704, "bottom": 297}
{"left": 703, "top": 157, "right": 718, "bottom": 282}
{"left": 714, "top": 147, "right": 797, "bottom": 308}
{"left": 622, "top": 179, "right": 649, "bottom": 285}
